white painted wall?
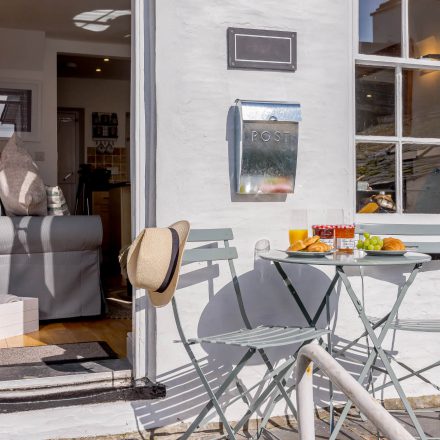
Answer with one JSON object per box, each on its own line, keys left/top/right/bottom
{"left": 149, "top": 0, "right": 440, "bottom": 430}
{"left": 58, "top": 77, "right": 130, "bottom": 155}
{"left": 0, "top": 27, "right": 130, "bottom": 185}
{"left": 151, "top": 0, "right": 357, "bottom": 427}
{"left": 0, "top": 28, "right": 52, "bottom": 182}
{"left": 0, "top": 28, "right": 45, "bottom": 71}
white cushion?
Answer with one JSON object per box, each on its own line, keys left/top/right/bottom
{"left": 46, "top": 185, "right": 70, "bottom": 216}
{"left": 0, "top": 134, "right": 47, "bottom": 216}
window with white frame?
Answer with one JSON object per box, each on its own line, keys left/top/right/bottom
{"left": 356, "top": 0, "right": 440, "bottom": 214}
{"left": 0, "top": 88, "right": 32, "bottom": 138}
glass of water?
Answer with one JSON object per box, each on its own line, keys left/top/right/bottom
{"left": 254, "top": 239, "right": 271, "bottom": 260}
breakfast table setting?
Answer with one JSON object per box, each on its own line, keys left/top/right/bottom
{"left": 260, "top": 224, "right": 432, "bottom": 439}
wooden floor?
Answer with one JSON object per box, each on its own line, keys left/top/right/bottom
{"left": 0, "top": 318, "right": 132, "bottom": 358}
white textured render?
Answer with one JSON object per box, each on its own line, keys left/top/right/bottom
{"left": 152, "top": 0, "right": 440, "bottom": 428}
{"left": 1, "top": 1, "right": 440, "bottom": 439}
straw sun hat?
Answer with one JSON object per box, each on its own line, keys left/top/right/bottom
{"left": 127, "top": 220, "right": 190, "bottom": 307}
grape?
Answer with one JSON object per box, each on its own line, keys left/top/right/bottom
{"left": 371, "top": 237, "right": 378, "bottom": 245}
{"left": 367, "top": 244, "right": 375, "bottom": 250}
{"left": 357, "top": 240, "right": 364, "bottom": 249}
{"left": 364, "top": 239, "right": 370, "bottom": 247}
{"left": 374, "top": 245, "right": 381, "bottom": 250}
{"left": 378, "top": 239, "right": 383, "bottom": 248}
{"left": 364, "top": 233, "right": 370, "bottom": 239}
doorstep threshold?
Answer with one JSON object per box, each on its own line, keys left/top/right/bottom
{"left": 0, "top": 358, "right": 131, "bottom": 387}
{"left": 0, "top": 359, "right": 132, "bottom": 394}
{"left": 0, "top": 359, "right": 165, "bottom": 413}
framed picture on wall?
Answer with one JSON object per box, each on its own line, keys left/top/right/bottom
{"left": 0, "top": 79, "right": 42, "bottom": 141}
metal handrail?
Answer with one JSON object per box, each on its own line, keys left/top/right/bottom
{"left": 296, "top": 344, "right": 415, "bottom": 440}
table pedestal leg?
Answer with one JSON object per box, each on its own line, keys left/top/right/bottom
{"left": 273, "top": 262, "right": 339, "bottom": 430}
{"left": 329, "top": 264, "right": 426, "bottom": 440}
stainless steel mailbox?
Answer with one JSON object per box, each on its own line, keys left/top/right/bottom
{"left": 235, "top": 100, "right": 301, "bottom": 194}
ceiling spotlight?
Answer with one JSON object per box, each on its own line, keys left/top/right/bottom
{"left": 366, "top": 94, "right": 373, "bottom": 98}
{"left": 103, "top": 58, "right": 110, "bottom": 62}
{"left": 96, "top": 68, "right": 102, "bottom": 72}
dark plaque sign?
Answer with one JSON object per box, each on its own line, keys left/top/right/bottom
{"left": 228, "top": 27, "right": 297, "bottom": 72}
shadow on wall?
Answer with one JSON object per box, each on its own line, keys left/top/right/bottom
{"left": 131, "top": 258, "right": 345, "bottom": 431}
{"left": 131, "top": 251, "right": 439, "bottom": 432}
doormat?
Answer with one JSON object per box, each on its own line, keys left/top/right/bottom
{"left": 0, "top": 341, "right": 118, "bottom": 367}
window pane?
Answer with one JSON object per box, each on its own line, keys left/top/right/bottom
{"left": 356, "top": 143, "right": 396, "bottom": 213}
{"left": 409, "top": 0, "right": 440, "bottom": 59}
{"left": 403, "top": 144, "right": 440, "bottom": 213}
{"left": 359, "top": 0, "right": 402, "bottom": 56}
{"left": 0, "top": 88, "right": 32, "bottom": 135}
{"left": 403, "top": 69, "right": 440, "bottom": 138}
{"left": 356, "top": 66, "right": 395, "bottom": 136}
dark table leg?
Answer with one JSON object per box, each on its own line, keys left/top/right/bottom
{"left": 273, "top": 261, "right": 339, "bottom": 432}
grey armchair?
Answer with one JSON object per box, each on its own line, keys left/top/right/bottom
{"left": 0, "top": 215, "right": 103, "bottom": 320}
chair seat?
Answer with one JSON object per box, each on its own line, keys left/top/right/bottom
{"left": 188, "top": 325, "right": 329, "bottom": 349}
{"left": 369, "top": 316, "right": 440, "bottom": 332}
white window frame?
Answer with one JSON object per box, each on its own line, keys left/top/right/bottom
{"left": 0, "top": 79, "right": 41, "bottom": 141}
{"left": 353, "top": 0, "right": 440, "bottom": 222}
{"left": 131, "top": 0, "right": 157, "bottom": 382}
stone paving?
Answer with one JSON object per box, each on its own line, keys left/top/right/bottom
{"left": 57, "top": 408, "right": 440, "bottom": 439}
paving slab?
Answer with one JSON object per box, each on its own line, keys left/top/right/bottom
{"left": 57, "top": 409, "right": 440, "bottom": 440}
{"left": 58, "top": 408, "right": 440, "bottom": 440}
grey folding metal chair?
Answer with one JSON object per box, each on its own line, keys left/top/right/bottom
{"left": 172, "top": 228, "right": 328, "bottom": 439}
{"left": 355, "top": 224, "right": 440, "bottom": 396}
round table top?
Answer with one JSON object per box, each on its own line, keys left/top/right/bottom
{"left": 260, "top": 250, "right": 431, "bottom": 267}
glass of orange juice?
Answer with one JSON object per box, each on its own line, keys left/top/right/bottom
{"left": 289, "top": 229, "right": 309, "bottom": 245}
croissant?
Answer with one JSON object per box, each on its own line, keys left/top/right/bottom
{"left": 303, "top": 236, "right": 320, "bottom": 247}
{"left": 289, "top": 240, "right": 307, "bottom": 251}
{"left": 382, "top": 237, "right": 406, "bottom": 251}
{"left": 306, "top": 242, "right": 330, "bottom": 252}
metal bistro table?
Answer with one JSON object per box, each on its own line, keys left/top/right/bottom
{"left": 260, "top": 249, "right": 431, "bottom": 440}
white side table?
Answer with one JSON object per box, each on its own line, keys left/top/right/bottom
{"left": 0, "top": 297, "right": 39, "bottom": 339}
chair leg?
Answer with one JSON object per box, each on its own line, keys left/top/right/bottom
{"left": 258, "top": 349, "right": 298, "bottom": 418}
{"left": 233, "top": 360, "right": 296, "bottom": 435}
{"left": 374, "top": 359, "right": 440, "bottom": 394}
{"left": 181, "top": 346, "right": 256, "bottom": 440}
{"left": 257, "top": 362, "right": 297, "bottom": 437}
{"left": 257, "top": 341, "right": 325, "bottom": 434}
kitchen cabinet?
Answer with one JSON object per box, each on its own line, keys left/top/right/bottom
{"left": 92, "top": 185, "right": 131, "bottom": 265}
{"left": 109, "top": 185, "right": 132, "bottom": 256}
{"left": 92, "top": 191, "right": 111, "bottom": 254}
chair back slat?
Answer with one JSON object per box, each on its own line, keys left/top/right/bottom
{"left": 175, "top": 227, "right": 252, "bottom": 342}
{"left": 188, "top": 228, "right": 233, "bottom": 243}
{"left": 356, "top": 223, "right": 440, "bottom": 236}
{"left": 356, "top": 223, "right": 440, "bottom": 255}
{"left": 183, "top": 247, "right": 238, "bottom": 263}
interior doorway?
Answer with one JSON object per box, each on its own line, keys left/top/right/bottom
{"left": 0, "top": 0, "right": 135, "bottom": 385}
{"left": 57, "top": 108, "right": 84, "bottom": 213}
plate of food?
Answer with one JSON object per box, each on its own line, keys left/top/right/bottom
{"left": 286, "top": 236, "right": 334, "bottom": 257}
{"left": 357, "top": 234, "right": 407, "bottom": 256}
{"left": 364, "top": 249, "right": 407, "bottom": 256}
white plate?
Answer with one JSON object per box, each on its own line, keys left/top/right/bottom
{"left": 285, "top": 250, "right": 334, "bottom": 258}
{"left": 364, "top": 249, "right": 407, "bottom": 256}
